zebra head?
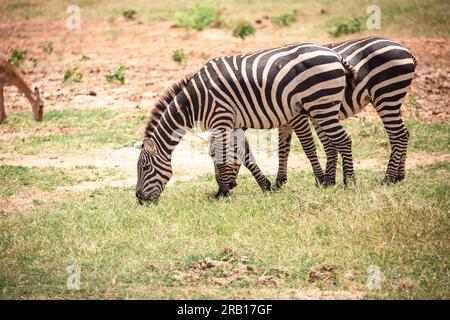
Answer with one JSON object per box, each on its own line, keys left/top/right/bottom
{"left": 135, "top": 138, "right": 172, "bottom": 204}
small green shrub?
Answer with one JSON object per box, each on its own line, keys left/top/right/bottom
{"left": 172, "top": 48, "right": 188, "bottom": 63}
{"left": 8, "top": 49, "right": 28, "bottom": 68}
{"left": 43, "top": 41, "right": 53, "bottom": 54}
{"left": 232, "top": 21, "right": 256, "bottom": 40}
{"left": 106, "top": 66, "right": 127, "bottom": 85}
{"left": 80, "top": 54, "right": 90, "bottom": 62}
{"left": 272, "top": 13, "right": 297, "bottom": 26}
{"left": 122, "top": 9, "right": 136, "bottom": 20}
{"left": 327, "top": 17, "right": 363, "bottom": 37}
{"left": 175, "top": 5, "right": 217, "bottom": 31}
{"left": 63, "top": 67, "right": 83, "bottom": 83}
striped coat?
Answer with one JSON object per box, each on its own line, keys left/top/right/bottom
{"left": 217, "top": 37, "right": 417, "bottom": 189}
{"left": 136, "top": 43, "right": 352, "bottom": 202}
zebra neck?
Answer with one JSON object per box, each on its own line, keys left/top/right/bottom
{"left": 151, "top": 103, "right": 192, "bottom": 160}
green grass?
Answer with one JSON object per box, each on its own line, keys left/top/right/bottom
{"left": 1, "top": 109, "right": 448, "bottom": 160}
{"left": 0, "top": 108, "right": 147, "bottom": 155}
{"left": 0, "top": 165, "right": 120, "bottom": 196}
{"left": 0, "top": 0, "right": 448, "bottom": 37}
{"left": 0, "top": 163, "right": 448, "bottom": 299}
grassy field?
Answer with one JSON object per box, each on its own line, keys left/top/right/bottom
{"left": 0, "top": 0, "right": 449, "bottom": 300}
{"left": 0, "top": 107, "right": 449, "bottom": 299}
{"left": 1, "top": 0, "right": 449, "bottom": 37}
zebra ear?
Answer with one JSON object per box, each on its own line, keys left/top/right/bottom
{"left": 133, "top": 141, "right": 144, "bottom": 149}
{"left": 143, "top": 138, "right": 156, "bottom": 153}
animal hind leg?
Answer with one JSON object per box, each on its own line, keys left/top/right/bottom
{"left": 375, "top": 98, "right": 409, "bottom": 183}
{"left": 233, "top": 129, "right": 271, "bottom": 191}
{"left": 313, "top": 122, "right": 338, "bottom": 186}
{"left": 292, "top": 115, "right": 324, "bottom": 185}
{"left": 310, "top": 110, "right": 355, "bottom": 185}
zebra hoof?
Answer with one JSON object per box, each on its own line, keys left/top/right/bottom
{"left": 321, "top": 180, "right": 336, "bottom": 188}
{"left": 343, "top": 177, "right": 356, "bottom": 187}
{"left": 273, "top": 178, "right": 287, "bottom": 190}
{"left": 228, "top": 181, "right": 238, "bottom": 190}
{"left": 214, "top": 190, "right": 230, "bottom": 198}
{"left": 382, "top": 176, "right": 398, "bottom": 185}
{"left": 260, "top": 180, "right": 272, "bottom": 192}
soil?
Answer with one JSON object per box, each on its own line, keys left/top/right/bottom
{"left": 0, "top": 21, "right": 449, "bottom": 122}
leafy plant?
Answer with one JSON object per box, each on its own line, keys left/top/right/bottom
{"left": 8, "top": 49, "right": 28, "bottom": 68}
{"left": 63, "top": 67, "right": 83, "bottom": 83}
{"left": 106, "top": 66, "right": 127, "bottom": 85}
{"left": 122, "top": 9, "right": 137, "bottom": 20}
{"left": 43, "top": 41, "right": 53, "bottom": 54}
{"left": 232, "top": 21, "right": 256, "bottom": 40}
{"left": 327, "top": 17, "right": 363, "bottom": 37}
{"left": 80, "top": 54, "right": 90, "bottom": 62}
{"left": 272, "top": 13, "right": 297, "bottom": 26}
{"left": 172, "top": 48, "right": 188, "bottom": 63}
{"left": 175, "top": 5, "right": 217, "bottom": 31}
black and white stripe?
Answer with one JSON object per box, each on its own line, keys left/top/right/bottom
{"left": 136, "top": 43, "right": 351, "bottom": 202}
{"left": 222, "top": 37, "right": 417, "bottom": 188}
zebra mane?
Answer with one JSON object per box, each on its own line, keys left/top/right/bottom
{"left": 144, "top": 75, "right": 192, "bottom": 138}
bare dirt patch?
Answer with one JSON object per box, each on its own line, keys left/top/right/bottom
{"left": 169, "top": 248, "right": 283, "bottom": 288}
{"left": 0, "top": 21, "right": 448, "bottom": 122}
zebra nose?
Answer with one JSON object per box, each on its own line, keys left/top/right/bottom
{"left": 136, "top": 190, "right": 145, "bottom": 202}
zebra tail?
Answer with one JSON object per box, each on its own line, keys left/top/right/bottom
{"left": 337, "top": 53, "right": 356, "bottom": 89}
{"left": 410, "top": 53, "right": 418, "bottom": 67}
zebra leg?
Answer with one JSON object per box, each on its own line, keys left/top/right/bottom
{"left": 381, "top": 117, "right": 409, "bottom": 184}
{"left": 211, "top": 128, "right": 234, "bottom": 197}
{"left": 292, "top": 115, "right": 325, "bottom": 185}
{"left": 234, "top": 131, "right": 271, "bottom": 191}
{"left": 274, "top": 125, "right": 293, "bottom": 189}
{"left": 313, "top": 122, "right": 338, "bottom": 186}
{"left": 396, "top": 128, "right": 409, "bottom": 181}
{"left": 311, "top": 115, "right": 355, "bottom": 186}
{"left": 375, "top": 99, "right": 410, "bottom": 184}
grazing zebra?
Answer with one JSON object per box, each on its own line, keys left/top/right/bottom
{"left": 135, "top": 43, "right": 352, "bottom": 203}
{"left": 215, "top": 37, "right": 417, "bottom": 188}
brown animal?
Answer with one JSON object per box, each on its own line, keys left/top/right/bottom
{"left": 0, "top": 58, "right": 43, "bottom": 123}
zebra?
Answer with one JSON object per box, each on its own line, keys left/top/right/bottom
{"left": 212, "top": 37, "right": 417, "bottom": 189}
{"left": 135, "top": 43, "right": 353, "bottom": 203}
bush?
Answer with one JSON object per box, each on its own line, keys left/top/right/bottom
{"left": 232, "top": 21, "right": 256, "bottom": 40}
{"left": 327, "top": 17, "right": 363, "bottom": 37}
{"left": 63, "top": 68, "right": 83, "bottom": 83}
{"left": 175, "top": 5, "right": 217, "bottom": 31}
{"left": 172, "top": 49, "right": 188, "bottom": 63}
{"left": 272, "top": 13, "right": 297, "bottom": 26}
{"left": 122, "top": 9, "right": 137, "bottom": 20}
{"left": 8, "top": 49, "right": 28, "bottom": 68}
{"left": 106, "top": 66, "right": 127, "bottom": 85}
